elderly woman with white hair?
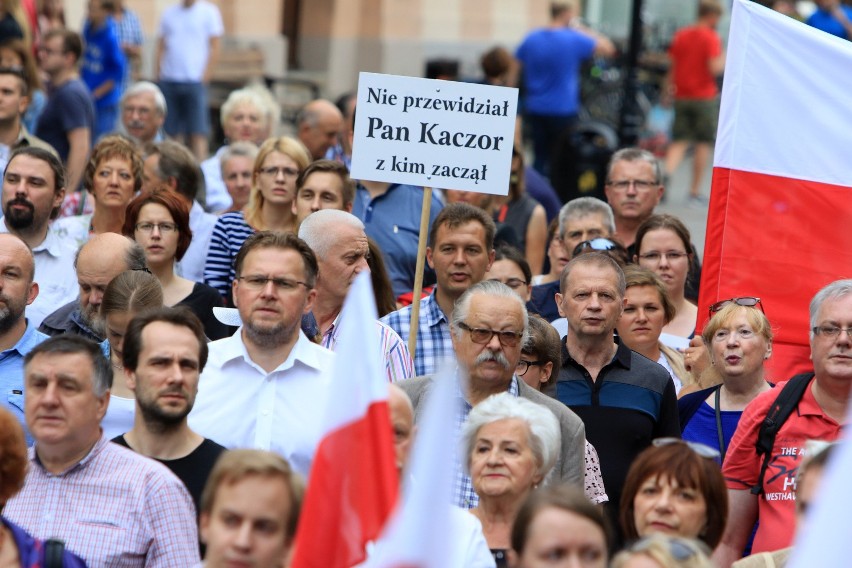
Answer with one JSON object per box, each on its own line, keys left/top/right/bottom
{"left": 462, "top": 392, "right": 561, "bottom": 568}
{"left": 202, "top": 84, "right": 278, "bottom": 212}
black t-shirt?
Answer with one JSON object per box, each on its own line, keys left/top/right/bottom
{"left": 112, "top": 435, "right": 227, "bottom": 514}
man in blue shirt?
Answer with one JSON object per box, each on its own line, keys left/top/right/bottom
{"left": 807, "top": 0, "right": 852, "bottom": 39}
{"left": 352, "top": 180, "right": 443, "bottom": 299}
{"left": 516, "top": 1, "right": 615, "bottom": 177}
{"left": 82, "top": 0, "right": 126, "bottom": 140}
{"left": 0, "top": 233, "right": 48, "bottom": 444}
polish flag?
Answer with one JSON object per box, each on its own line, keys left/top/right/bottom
{"left": 290, "top": 273, "right": 398, "bottom": 568}
{"left": 361, "top": 363, "right": 465, "bottom": 568}
{"left": 699, "top": 0, "right": 852, "bottom": 382}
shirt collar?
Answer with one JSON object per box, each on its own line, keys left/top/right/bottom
{"left": 0, "top": 217, "right": 66, "bottom": 257}
{"left": 32, "top": 433, "right": 109, "bottom": 476}
{"left": 221, "top": 329, "right": 329, "bottom": 373}
{"left": 6, "top": 320, "right": 42, "bottom": 356}
{"left": 422, "top": 291, "right": 448, "bottom": 327}
{"left": 454, "top": 367, "right": 520, "bottom": 407}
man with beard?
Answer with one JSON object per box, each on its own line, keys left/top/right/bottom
{"left": 39, "top": 232, "right": 147, "bottom": 341}
{"left": 398, "top": 280, "right": 586, "bottom": 509}
{"left": 1, "top": 147, "right": 77, "bottom": 326}
{"left": 0, "top": 233, "right": 45, "bottom": 442}
{"left": 113, "top": 307, "right": 226, "bottom": 514}
{"left": 189, "top": 231, "right": 334, "bottom": 477}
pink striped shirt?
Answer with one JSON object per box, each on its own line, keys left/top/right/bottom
{"left": 5, "top": 436, "right": 200, "bottom": 568}
{"left": 321, "top": 317, "right": 414, "bottom": 383}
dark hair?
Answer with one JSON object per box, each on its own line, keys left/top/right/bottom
{"left": 523, "top": 314, "right": 562, "bottom": 377}
{"left": 368, "top": 237, "right": 397, "bottom": 317}
{"left": 44, "top": 29, "right": 83, "bottom": 62}
{"left": 295, "top": 159, "right": 355, "bottom": 208}
{"left": 0, "top": 65, "right": 27, "bottom": 96}
{"left": 494, "top": 245, "right": 532, "bottom": 285}
{"left": 84, "top": 135, "right": 144, "bottom": 194}
{"left": 0, "top": 38, "right": 43, "bottom": 93}
{"left": 620, "top": 441, "right": 728, "bottom": 549}
{"left": 123, "top": 187, "right": 193, "bottom": 261}
{"left": 0, "top": 406, "right": 27, "bottom": 504}
{"left": 480, "top": 46, "right": 513, "bottom": 80}
{"left": 6, "top": 147, "right": 65, "bottom": 219}
{"left": 200, "top": 449, "right": 304, "bottom": 541}
{"left": 512, "top": 484, "right": 611, "bottom": 556}
{"left": 122, "top": 306, "right": 209, "bottom": 373}
{"left": 150, "top": 140, "right": 203, "bottom": 201}
{"left": 24, "top": 335, "right": 113, "bottom": 395}
{"left": 428, "top": 202, "right": 496, "bottom": 251}
{"left": 635, "top": 214, "right": 693, "bottom": 258}
{"left": 234, "top": 231, "right": 319, "bottom": 289}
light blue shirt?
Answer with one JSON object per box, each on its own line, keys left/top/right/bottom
{"left": 0, "top": 321, "right": 48, "bottom": 445}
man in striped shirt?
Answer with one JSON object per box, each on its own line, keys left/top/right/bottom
{"left": 5, "top": 335, "right": 200, "bottom": 567}
{"left": 299, "top": 209, "right": 414, "bottom": 382}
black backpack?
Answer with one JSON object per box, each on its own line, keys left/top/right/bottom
{"left": 750, "top": 372, "right": 814, "bottom": 495}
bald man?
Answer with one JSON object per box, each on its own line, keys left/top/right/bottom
{"left": 40, "top": 233, "right": 148, "bottom": 341}
{"left": 381, "top": 384, "right": 495, "bottom": 567}
{"left": 0, "top": 234, "right": 46, "bottom": 442}
{"left": 297, "top": 99, "right": 344, "bottom": 160}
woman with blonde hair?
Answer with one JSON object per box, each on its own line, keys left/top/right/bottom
{"left": 612, "top": 535, "right": 713, "bottom": 568}
{"left": 203, "top": 136, "right": 310, "bottom": 302}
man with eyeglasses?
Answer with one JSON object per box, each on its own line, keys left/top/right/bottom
{"left": 603, "top": 148, "right": 664, "bottom": 251}
{"left": 189, "top": 231, "right": 335, "bottom": 477}
{"left": 398, "top": 279, "right": 586, "bottom": 509}
{"left": 554, "top": 252, "right": 679, "bottom": 543}
{"left": 529, "top": 196, "right": 615, "bottom": 322}
{"left": 713, "top": 279, "right": 850, "bottom": 567}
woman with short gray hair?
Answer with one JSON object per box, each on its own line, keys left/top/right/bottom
{"left": 462, "top": 393, "right": 560, "bottom": 567}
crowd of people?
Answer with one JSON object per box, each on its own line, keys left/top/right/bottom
{"left": 0, "top": 1, "right": 848, "bottom": 568}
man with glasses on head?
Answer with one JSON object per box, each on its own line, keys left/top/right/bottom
{"left": 530, "top": 197, "right": 616, "bottom": 322}
{"left": 713, "top": 280, "right": 851, "bottom": 567}
{"left": 398, "top": 280, "right": 586, "bottom": 509}
{"left": 554, "top": 252, "right": 679, "bottom": 543}
{"left": 189, "top": 231, "right": 334, "bottom": 477}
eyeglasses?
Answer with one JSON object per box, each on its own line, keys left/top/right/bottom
{"left": 812, "top": 325, "right": 852, "bottom": 338}
{"left": 457, "top": 322, "right": 524, "bottom": 347}
{"left": 573, "top": 238, "right": 620, "bottom": 257}
{"left": 627, "top": 536, "right": 707, "bottom": 562}
{"left": 259, "top": 166, "right": 299, "bottom": 178}
{"left": 516, "top": 359, "right": 545, "bottom": 376}
{"left": 652, "top": 437, "right": 721, "bottom": 460}
{"left": 709, "top": 296, "right": 764, "bottom": 316}
{"left": 237, "top": 275, "right": 309, "bottom": 292}
{"left": 637, "top": 251, "right": 689, "bottom": 263}
{"left": 489, "top": 277, "right": 528, "bottom": 290}
{"left": 606, "top": 179, "right": 659, "bottom": 191}
{"left": 135, "top": 222, "right": 178, "bottom": 233}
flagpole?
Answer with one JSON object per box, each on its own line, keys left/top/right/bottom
{"left": 407, "top": 187, "right": 432, "bottom": 360}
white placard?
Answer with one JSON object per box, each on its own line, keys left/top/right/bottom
{"left": 350, "top": 72, "right": 518, "bottom": 195}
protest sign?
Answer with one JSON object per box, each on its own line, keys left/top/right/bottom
{"left": 350, "top": 72, "right": 518, "bottom": 194}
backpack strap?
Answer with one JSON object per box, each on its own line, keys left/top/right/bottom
{"left": 751, "top": 373, "right": 814, "bottom": 495}
{"left": 44, "top": 539, "right": 65, "bottom": 568}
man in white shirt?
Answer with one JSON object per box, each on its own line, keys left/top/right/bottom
{"left": 0, "top": 147, "right": 78, "bottom": 326}
{"left": 189, "top": 231, "right": 333, "bottom": 476}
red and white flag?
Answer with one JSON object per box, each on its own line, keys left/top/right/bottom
{"left": 291, "top": 272, "right": 398, "bottom": 568}
{"left": 700, "top": 0, "right": 852, "bottom": 382}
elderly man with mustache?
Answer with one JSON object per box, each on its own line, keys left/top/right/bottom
{"left": 398, "top": 280, "right": 586, "bottom": 509}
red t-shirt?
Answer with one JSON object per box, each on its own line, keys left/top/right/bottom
{"left": 668, "top": 25, "right": 722, "bottom": 99}
{"left": 723, "top": 378, "right": 843, "bottom": 553}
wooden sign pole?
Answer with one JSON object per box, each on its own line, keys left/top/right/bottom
{"left": 407, "top": 187, "right": 433, "bottom": 361}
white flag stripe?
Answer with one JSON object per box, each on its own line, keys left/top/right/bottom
{"left": 715, "top": 0, "right": 852, "bottom": 187}
{"left": 320, "top": 272, "right": 387, "bottom": 435}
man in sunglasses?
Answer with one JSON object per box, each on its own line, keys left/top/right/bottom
{"left": 398, "top": 279, "right": 586, "bottom": 509}
{"left": 714, "top": 279, "right": 850, "bottom": 566}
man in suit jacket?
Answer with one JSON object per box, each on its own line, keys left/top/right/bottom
{"left": 398, "top": 279, "right": 585, "bottom": 509}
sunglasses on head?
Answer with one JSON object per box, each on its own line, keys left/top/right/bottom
{"left": 572, "top": 238, "right": 620, "bottom": 257}
{"left": 628, "top": 535, "right": 708, "bottom": 562}
{"left": 709, "top": 296, "right": 764, "bottom": 316}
